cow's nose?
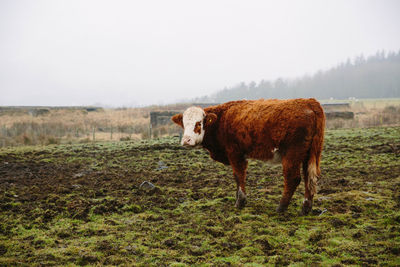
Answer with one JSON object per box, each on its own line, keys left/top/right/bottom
{"left": 182, "top": 136, "right": 192, "bottom": 146}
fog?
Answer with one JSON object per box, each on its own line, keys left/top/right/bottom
{"left": 1, "top": 0, "right": 399, "bottom": 107}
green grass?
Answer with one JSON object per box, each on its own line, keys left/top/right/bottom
{"left": 0, "top": 127, "right": 399, "bottom": 266}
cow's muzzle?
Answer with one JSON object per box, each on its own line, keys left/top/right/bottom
{"left": 181, "top": 136, "right": 196, "bottom": 146}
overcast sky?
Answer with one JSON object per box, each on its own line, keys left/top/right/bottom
{"left": 1, "top": 0, "right": 399, "bottom": 106}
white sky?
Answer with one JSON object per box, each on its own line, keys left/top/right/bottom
{"left": 1, "top": 0, "right": 399, "bottom": 106}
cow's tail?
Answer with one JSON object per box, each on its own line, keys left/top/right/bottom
{"left": 307, "top": 101, "right": 325, "bottom": 196}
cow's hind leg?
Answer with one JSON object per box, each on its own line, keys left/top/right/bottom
{"left": 277, "top": 157, "right": 301, "bottom": 213}
{"left": 301, "top": 160, "right": 318, "bottom": 215}
{"left": 229, "top": 154, "right": 248, "bottom": 209}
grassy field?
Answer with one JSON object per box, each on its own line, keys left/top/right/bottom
{"left": 0, "top": 126, "right": 399, "bottom": 266}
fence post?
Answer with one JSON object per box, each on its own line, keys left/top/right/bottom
{"left": 92, "top": 127, "right": 95, "bottom": 141}
{"left": 149, "top": 124, "right": 152, "bottom": 139}
{"left": 110, "top": 126, "right": 113, "bottom": 140}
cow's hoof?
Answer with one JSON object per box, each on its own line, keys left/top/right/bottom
{"left": 301, "top": 204, "right": 312, "bottom": 216}
{"left": 276, "top": 203, "right": 288, "bottom": 213}
{"left": 235, "top": 197, "right": 246, "bottom": 209}
{"left": 235, "top": 189, "right": 247, "bottom": 209}
{"left": 301, "top": 199, "right": 312, "bottom": 215}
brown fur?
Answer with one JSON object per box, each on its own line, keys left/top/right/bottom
{"left": 172, "top": 113, "right": 183, "bottom": 127}
{"left": 173, "top": 98, "right": 325, "bottom": 214}
{"left": 194, "top": 121, "right": 202, "bottom": 134}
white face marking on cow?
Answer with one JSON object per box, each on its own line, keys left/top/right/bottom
{"left": 181, "top": 107, "right": 206, "bottom": 146}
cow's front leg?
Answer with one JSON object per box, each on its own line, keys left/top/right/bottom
{"left": 229, "top": 154, "right": 248, "bottom": 209}
{"left": 233, "top": 173, "right": 246, "bottom": 209}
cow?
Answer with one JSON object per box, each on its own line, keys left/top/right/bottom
{"left": 172, "top": 98, "right": 325, "bottom": 215}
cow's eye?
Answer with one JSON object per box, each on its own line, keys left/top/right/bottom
{"left": 194, "top": 121, "right": 202, "bottom": 134}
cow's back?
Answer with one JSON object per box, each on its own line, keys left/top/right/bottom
{"left": 204, "top": 98, "right": 323, "bottom": 161}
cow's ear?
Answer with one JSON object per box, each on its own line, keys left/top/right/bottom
{"left": 171, "top": 113, "right": 183, "bottom": 128}
{"left": 204, "top": 112, "right": 217, "bottom": 129}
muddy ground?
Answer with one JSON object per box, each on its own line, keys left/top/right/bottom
{"left": 0, "top": 127, "right": 399, "bottom": 266}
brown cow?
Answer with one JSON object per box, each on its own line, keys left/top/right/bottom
{"left": 172, "top": 98, "right": 325, "bottom": 215}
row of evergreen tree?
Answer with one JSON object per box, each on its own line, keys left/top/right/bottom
{"left": 194, "top": 50, "right": 400, "bottom": 102}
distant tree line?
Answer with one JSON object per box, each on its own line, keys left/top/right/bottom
{"left": 194, "top": 50, "right": 400, "bottom": 102}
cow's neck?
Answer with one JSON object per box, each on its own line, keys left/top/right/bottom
{"left": 201, "top": 107, "right": 230, "bottom": 165}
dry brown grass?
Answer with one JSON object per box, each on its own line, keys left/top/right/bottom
{"left": 1, "top": 99, "right": 399, "bottom": 147}
{"left": 0, "top": 108, "right": 151, "bottom": 147}
{"left": 326, "top": 99, "right": 400, "bottom": 129}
